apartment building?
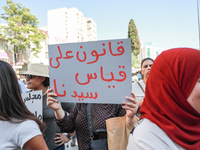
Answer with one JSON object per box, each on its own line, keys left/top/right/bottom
{"left": 0, "top": 7, "right": 97, "bottom": 71}
{"left": 0, "top": 38, "right": 10, "bottom": 62}
{"left": 29, "top": 26, "right": 49, "bottom": 65}
{"left": 139, "top": 46, "right": 168, "bottom": 61}
{"left": 48, "top": 7, "right": 97, "bottom": 44}
{"left": 0, "top": 23, "right": 30, "bottom": 72}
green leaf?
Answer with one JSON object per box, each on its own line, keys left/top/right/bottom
{"left": 0, "top": 0, "right": 46, "bottom": 60}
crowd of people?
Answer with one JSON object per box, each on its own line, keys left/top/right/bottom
{"left": 0, "top": 47, "right": 200, "bottom": 150}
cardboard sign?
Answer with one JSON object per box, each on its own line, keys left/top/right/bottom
{"left": 48, "top": 38, "right": 132, "bottom": 104}
{"left": 21, "top": 90, "right": 43, "bottom": 120}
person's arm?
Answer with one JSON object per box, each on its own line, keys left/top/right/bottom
{"left": 47, "top": 88, "right": 65, "bottom": 119}
{"left": 54, "top": 131, "right": 76, "bottom": 146}
{"left": 23, "top": 135, "right": 48, "bottom": 150}
{"left": 47, "top": 88, "right": 77, "bottom": 133}
{"left": 122, "top": 92, "right": 138, "bottom": 125}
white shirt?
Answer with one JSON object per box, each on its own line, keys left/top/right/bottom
{"left": 0, "top": 120, "right": 42, "bottom": 150}
{"left": 127, "top": 119, "right": 185, "bottom": 150}
{"left": 18, "top": 80, "right": 28, "bottom": 93}
{"left": 132, "top": 80, "right": 145, "bottom": 103}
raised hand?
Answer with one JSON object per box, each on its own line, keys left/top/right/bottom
{"left": 47, "top": 88, "right": 65, "bottom": 120}
{"left": 122, "top": 92, "right": 138, "bottom": 124}
{"left": 47, "top": 88, "right": 61, "bottom": 110}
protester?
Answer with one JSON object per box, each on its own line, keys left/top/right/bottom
{"left": 0, "top": 60, "right": 48, "bottom": 150}
{"left": 47, "top": 88, "right": 138, "bottom": 150}
{"left": 132, "top": 73, "right": 138, "bottom": 82}
{"left": 127, "top": 48, "right": 200, "bottom": 150}
{"left": 132, "top": 58, "right": 154, "bottom": 117}
{"left": 136, "top": 71, "right": 141, "bottom": 81}
{"left": 18, "top": 78, "right": 28, "bottom": 93}
{"left": 20, "top": 63, "right": 75, "bottom": 150}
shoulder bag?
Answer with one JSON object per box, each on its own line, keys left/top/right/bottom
{"left": 87, "top": 103, "right": 108, "bottom": 150}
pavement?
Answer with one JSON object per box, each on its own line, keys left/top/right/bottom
{"left": 65, "top": 139, "right": 78, "bottom": 150}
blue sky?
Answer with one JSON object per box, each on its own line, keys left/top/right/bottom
{"left": 0, "top": 0, "right": 199, "bottom": 49}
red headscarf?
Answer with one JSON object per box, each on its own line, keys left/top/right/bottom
{"left": 140, "top": 48, "right": 200, "bottom": 150}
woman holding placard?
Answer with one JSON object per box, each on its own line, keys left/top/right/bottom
{"left": 0, "top": 60, "right": 48, "bottom": 150}
{"left": 47, "top": 88, "right": 138, "bottom": 150}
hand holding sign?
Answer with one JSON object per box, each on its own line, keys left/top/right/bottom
{"left": 123, "top": 92, "right": 138, "bottom": 118}
{"left": 49, "top": 38, "right": 132, "bottom": 104}
{"left": 47, "top": 88, "right": 60, "bottom": 110}
{"left": 47, "top": 88, "right": 65, "bottom": 120}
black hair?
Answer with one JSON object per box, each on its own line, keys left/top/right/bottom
{"left": 140, "top": 58, "right": 154, "bottom": 79}
{"left": 42, "top": 77, "right": 50, "bottom": 87}
{"left": 0, "top": 60, "right": 45, "bottom": 132}
{"left": 141, "top": 58, "right": 154, "bottom": 68}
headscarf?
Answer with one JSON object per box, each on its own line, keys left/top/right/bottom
{"left": 140, "top": 48, "right": 200, "bottom": 150}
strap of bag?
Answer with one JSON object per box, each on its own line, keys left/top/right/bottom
{"left": 87, "top": 103, "right": 94, "bottom": 141}
{"left": 137, "top": 82, "right": 145, "bottom": 94}
{"left": 136, "top": 81, "right": 145, "bottom": 118}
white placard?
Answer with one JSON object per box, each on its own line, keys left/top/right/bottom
{"left": 21, "top": 90, "right": 43, "bottom": 120}
{"left": 48, "top": 38, "right": 132, "bottom": 104}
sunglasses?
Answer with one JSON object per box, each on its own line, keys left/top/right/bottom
{"left": 25, "top": 74, "right": 35, "bottom": 79}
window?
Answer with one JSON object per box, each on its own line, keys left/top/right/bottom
{"left": 87, "top": 20, "right": 91, "bottom": 23}
{"left": 147, "top": 48, "right": 151, "bottom": 57}
{"left": 0, "top": 40, "right": 8, "bottom": 50}
{"left": 0, "top": 40, "right": 3, "bottom": 49}
{"left": 156, "top": 51, "right": 159, "bottom": 57}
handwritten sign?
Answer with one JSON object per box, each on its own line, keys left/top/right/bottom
{"left": 48, "top": 38, "right": 132, "bottom": 104}
{"left": 21, "top": 90, "right": 43, "bottom": 120}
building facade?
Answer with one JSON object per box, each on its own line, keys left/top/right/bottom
{"left": 138, "top": 46, "right": 168, "bottom": 62}
{"left": 47, "top": 7, "right": 97, "bottom": 44}
{"left": 0, "top": 23, "right": 31, "bottom": 73}
{"left": 0, "top": 23, "right": 48, "bottom": 74}
{"left": 0, "top": 7, "right": 97, "bottom": 72}
{"left": 29, "top": 26, "right": 49, "bottom": 65}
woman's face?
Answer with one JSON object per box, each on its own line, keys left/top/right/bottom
{"left": 187, "top": 76, "right": 200, "bottom": 113}
{"left": 26, "top": 75, "right": 45, "bottom": 91}
{"left": 141, "top": 60, "right": 153, "bottom": 80}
